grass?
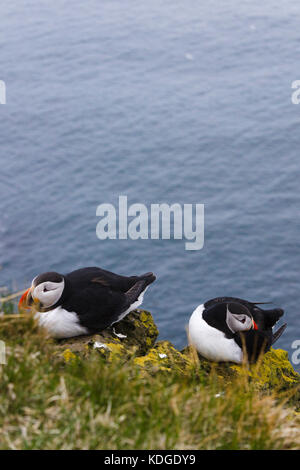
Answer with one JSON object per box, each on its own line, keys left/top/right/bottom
{"left": 0, "top": 309, "right": 299, "bottom": 450}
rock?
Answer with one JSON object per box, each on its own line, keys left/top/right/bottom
{"left": 231, "top": 349, "right": 300, "bottom": 410}
{"left": 230, "top": 348, "right": 300, "bottom": 391}
{"left": 2, "top": 308, "right": 298, "bottom": 411}
{"left": 56, "top": 309, "right": 159, "bottom": 362}
{"left": 181, "top": 345, "right": 300, "bottom": 408}
{"left": 134, "top": 340, "right": 195, "bottom": 374}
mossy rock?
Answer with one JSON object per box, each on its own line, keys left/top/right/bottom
{"left": 181, "top": 345, "right": 300, "bottom": 409}
{"left": 134, "top": 340, "right": 195, "bottom": 374}
{"left": 181, "top": 345, "right": 219, "bottom": 375}
{"left": 231, "top": 349, "right": 300, "bottom": 411}
{"left": 229, "top": 348, "right": 300, "bottom": 390}
{"left": 55, "top": 309, "right": 158, "bottom": 362}
{"left": 182, "top": 346, "right": 299, "bottom": 386}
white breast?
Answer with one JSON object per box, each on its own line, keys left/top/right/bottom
{"left": 35, "top": 286, "right": 148, "bottom": 339}
{"left": 35, "top": 307, "right": 89, "bottom": 339}
{"left": 188, "top": 304, "right": 243, "bottom": 363}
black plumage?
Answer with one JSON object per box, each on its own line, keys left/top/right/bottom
{"left": 203, "top": 296, "right": 287, "bottom": 362}
{"left": 36, "top": 267, "right": 156, "bottom": 332}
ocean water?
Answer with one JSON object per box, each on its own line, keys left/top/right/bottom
{"left": 0, "top": 1, "right": 300, "bottom": 369}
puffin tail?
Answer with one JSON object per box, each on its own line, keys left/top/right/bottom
{"left": 261, "top": 308, "right": 284, "bottom": 328}
{"left": 139, "top": 272, "right": 156, "bottom": 286}
{"left": 271, "top": 323, "right": 287, "bottom": 345}
{"left": 124, "top": 273, "right": 156, "bottom": 306}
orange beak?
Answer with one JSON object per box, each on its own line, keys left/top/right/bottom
{"left": 252, "top": 319, "right": 258, "bottom": 330}
{"left": 18, "top": 288, "right": 32, "bottom": 312}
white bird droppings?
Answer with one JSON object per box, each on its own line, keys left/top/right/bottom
{"left": 159, "top": 353, "right": 167, "bottom": 359}
{"left": 93, "top": 342, "right": 110, "bottom": 350}
{"left": 113, "top": 328, "right": 127, "bottom": 339}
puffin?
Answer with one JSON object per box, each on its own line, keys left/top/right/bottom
{"left": 188, "top": 297, "right": 287, "bottom": 363}
{"left": 18, "top": 267, "right": 156, "bottom": 339}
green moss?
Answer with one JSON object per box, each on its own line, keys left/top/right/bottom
{"left": 134, "top": 340, "right": 195, "bottom": 375}
{"left": 229, "top": 348, "right": 300, "bottom": 390}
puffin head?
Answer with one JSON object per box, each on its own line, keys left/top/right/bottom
{"left": 226, "top": 302, "right": 258, "bottom": 333}
{"left": 19, "top": 272, "right": 65, "bottom": 312}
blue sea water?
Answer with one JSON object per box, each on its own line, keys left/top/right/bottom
{"left": 0, "top": 1, "right": 300, "bottom": 369}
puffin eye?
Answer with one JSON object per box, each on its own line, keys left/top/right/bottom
{"left": 43, "top": 287, "right": 48, "bottom": 292}
{"left": 234, "top": 315, "right": 246, "bottom": 323}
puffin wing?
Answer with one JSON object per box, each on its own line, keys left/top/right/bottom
{"left": 65, "top": 267, "right": 152, "bottom": 292}
{"left": 234, "top": 329, "right": 272, "bottom": 363}
{"left": 61, "top": 283, "right": 125, "bottom": 331}
{"left": 271, "top": 323, "right": 287, "bottom": 345}
{"left": 234, "top": 323, "right": 287, "bottom": 362}
{"left": 63, "top": 268, "right": 155, "bottom": 331}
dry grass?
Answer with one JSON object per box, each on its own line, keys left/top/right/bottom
{"left": 0, "top": 313, "right": 299, "bottom": 450}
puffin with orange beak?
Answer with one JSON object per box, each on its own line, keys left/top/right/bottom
{"left": 19, "top": 267, "right": 156, "bottom": 339}
{"left": 188, "top": 297, "right": 287, "bottom": 363}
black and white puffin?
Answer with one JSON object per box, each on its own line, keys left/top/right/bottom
{"left": 18, "top": 267, "right": 156, "bottom": 339}
{"left": 188, "top": 297, "right": 287, "bottom": 363}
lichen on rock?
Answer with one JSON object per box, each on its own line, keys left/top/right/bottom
{"left": 2, "top": 307, "right": 298, "bottom": 411}
{"left": 181, "top": 344, "right": 300, "bottom": 410}
{"left": 134, "top": 340, "right": 195, "bottom": 374}
{"left": 231, "top": 348, "right": 300, "bottom": 390}
{"left": 55, "top": 309, "right": 159, "bottom": 362}
{"left": 54, "top": 310, "right": 299, "bottom": 399}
